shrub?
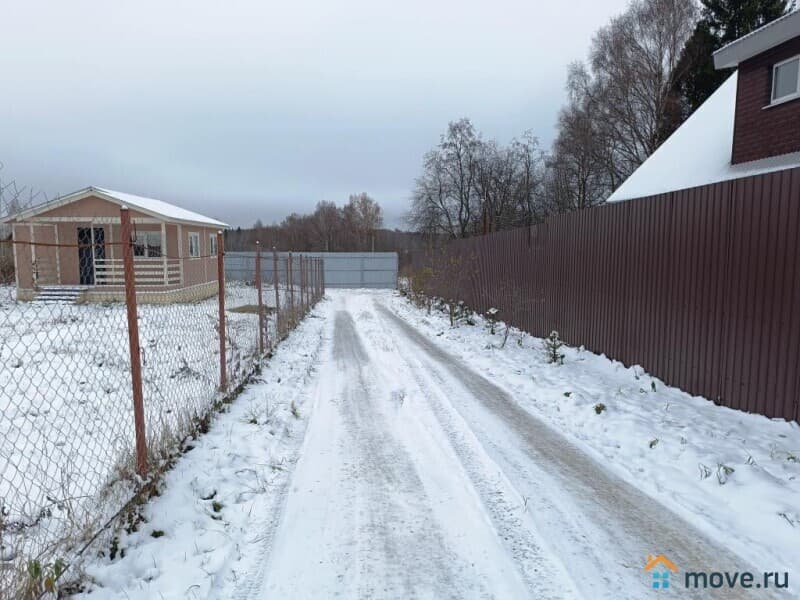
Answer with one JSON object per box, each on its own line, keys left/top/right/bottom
{"left": 544, "top": 330, "right": 565, "bottom": 365}
{"left": 486, "top": 307, "right": 499, "bottom": 334}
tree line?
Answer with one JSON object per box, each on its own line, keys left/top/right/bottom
{"left": 409, "top": 0, "right": 792, "bottom": 239}
{"left": 224, "top": 192, "right": 430, "bottom": 254}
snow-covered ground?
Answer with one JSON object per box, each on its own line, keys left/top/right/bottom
{"left": 74, "top": 298, "right": 329, "bottom": 598}
{"left": 70, "top": 289, "right": 800, "bottom": 598}
{"left": 386, "top": 292, "right": 800, "bottom": 583}
{"left": 0, "top": 283, "right": 276, "bottom": 594}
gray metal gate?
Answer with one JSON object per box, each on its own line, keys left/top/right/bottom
{"left": 225, "top": 251, "right": 398, "bottom": 289}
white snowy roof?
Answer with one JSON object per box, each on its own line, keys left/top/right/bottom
{"left": 3, "top": 186, "right": 229, "bottom": 228}
{"left": 607, "top": 72, "right": 800, "bottom": 203}
{"left": 714, "top": 9, "right": 800, "bottom": 69}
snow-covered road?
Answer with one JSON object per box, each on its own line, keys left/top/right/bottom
{"left": 79, "top": 289, "right": 795, "bottom": 599}
{"left": 245, "top": 292, "right": 772, "bottom": 599}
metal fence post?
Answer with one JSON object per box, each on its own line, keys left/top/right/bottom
{"left": 273, "top": 247, "right": 281, "bottom": 339}
{"left": 217, "top": 231, "right": 227, "bottom": 392}
{"left": 297, "top": 255, "right": 303, "bottom": 314}
{"left": 314, "top": 258, "right": 319, "bottom": 302}
{"left": 310, "top": 257, "right": 314, "bottom": 304}
{"left": 287, "top": 252, "right": 294, "bottom": 325}
{"left": 120, "top": 207, "right": 147, "bottom": 478}
{"left": 301, "top": 255, "right": 307, "bottom": 314}
{"left": 255, "top": 241, "right": 264, "bottom": 355}
{"left": 301, "top": 255, "right": 306, "bottom": 313}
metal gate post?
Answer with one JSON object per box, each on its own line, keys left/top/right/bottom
{"left": 120, "top": 207, "right": 148, "bottom": 478}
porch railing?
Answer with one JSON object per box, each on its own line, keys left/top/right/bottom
{"left": 94, "top": 258, "right": 181, "bottom": 286}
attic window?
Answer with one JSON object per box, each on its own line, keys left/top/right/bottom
{"left": 771, "top": 56, "right": 800, "bottom": 105}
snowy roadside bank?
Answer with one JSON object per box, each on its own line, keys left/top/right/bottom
{"left": 72, "top": 299, "right": 331, "bottom": 599}
{"left": 385, "top": 292, "right": 800, "bottom": 578}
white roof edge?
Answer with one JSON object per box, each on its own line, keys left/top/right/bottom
{"left": 606, "top": 72, "right": 800, "bottom": 203}
{"left": 5, "top": 186, "right": 229, "bottom": 228}
{"left": 713, "top": 10, "right": 800, "bottom": 69}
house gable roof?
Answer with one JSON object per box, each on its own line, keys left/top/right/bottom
{"left": 713, "top": 9, "right": 800, "bottom": 69}
{"left": 2, "top": 187, "right": 229, "bottom": 228}
{"left": 606, "top": 72, "right": 800, "bottom": 202}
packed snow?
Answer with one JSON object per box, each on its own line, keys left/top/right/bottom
{"left": 387, "top": 292, "right": 800, "bottom": 586}
{"left": 70, "top": 290, "right": 799, "bottom": 599}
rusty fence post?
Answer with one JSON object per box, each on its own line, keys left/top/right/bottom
{"left": 255, "top": 241, "right": 264, "bottom": 354}
{"left": 308, "top": 257, "right": 313, "bottom": 306}
{"left": 217, "top": 231, "right": 227, "bottom": 392}
{"left": 288, "top": 251, "right": 295, "bottom": 325}
{"left": 273, "top": 247, "right": 281, "bottom": 339}
{"left": 317, "top": 258, "right": 322, "bottom": 301}
{"left": 302, "top": 255, "right": 307, "bottom": 314}
{"left": 120, "top": 207, "right": 148, "bottom": 478}
{"left": 301, "top": 255, "right": 306, "bottom": 313}
{"left": 298, "top": 255, "right": 303, "bottom": 314}
{"left": 313, "top": 258, "right": 319, "bottom": 303}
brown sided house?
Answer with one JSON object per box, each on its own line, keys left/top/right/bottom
{"left": 608, "top": 9, "right": 800, "bottom": 202}
{"left": 3, "top": 187, "right": 228, "bottom": 303}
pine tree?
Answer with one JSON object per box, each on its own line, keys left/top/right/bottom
{"left": 665, "top": 0, "right": 792, "bottom": 137}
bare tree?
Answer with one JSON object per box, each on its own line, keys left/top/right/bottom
{"left": 344, "top": 193, "right": 383, "bottom": 251}
{"left": 586, "top": 0, "right": 698, "bottom": 182}
{"left": 311, "top": 200, "right": 342, "bottom": 251}
{"left": 409, "top": 119, "right": 550, "bottom": 237}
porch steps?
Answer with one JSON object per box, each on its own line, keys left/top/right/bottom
{"left": 33, "top": 286, "right": 89, "bottom": 304}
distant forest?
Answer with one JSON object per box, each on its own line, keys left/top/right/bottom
{"left": 223, "top": 192, "right": 433, "bottom": 259}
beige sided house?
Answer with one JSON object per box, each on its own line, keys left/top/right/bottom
{"left": 3, "top": 187, "right": 229, "bottom": 303}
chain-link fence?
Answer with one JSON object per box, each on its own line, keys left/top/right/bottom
{"left": 0, "top": 224, "right": 324, "bottom": 598}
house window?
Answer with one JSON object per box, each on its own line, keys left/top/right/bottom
{"left": 189, "top": 232, "right": 200, "bottom": 258}
{"left": 209, "top": 234, "right": 218, "bottom": 256}
{"left": 133, "top": 232, "right": 162, "bottom": 258}
{"left": 771, "top": 56, "right": 800, "bottom": 104}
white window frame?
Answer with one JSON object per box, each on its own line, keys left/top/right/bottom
{"left": 133, "top": 231, "right": 162, "bottom": 258}
{"left": 770, "top": 55, "right": 800, "bottom": 106}
{"left": 188, "top": 232, "right": 200, "bottom": 258}
{"left": 209, "top": 234, "right": 218, "bottom": 256}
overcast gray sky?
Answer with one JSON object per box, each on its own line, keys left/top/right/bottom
{"left": 1, "top": 0, "right": 629, "bottom": 229}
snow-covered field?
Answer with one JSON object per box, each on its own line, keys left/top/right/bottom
{"left": 70, "top": 289, "right": 800, "bottom": 599}
{"left": 0, "top": 283, "right": 275, "bottom": 595}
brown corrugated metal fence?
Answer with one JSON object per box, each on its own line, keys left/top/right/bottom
{"left": 410, "top": 167, "right": 800, "bottom": 421}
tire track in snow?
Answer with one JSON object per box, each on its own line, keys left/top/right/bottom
{"left": 360, "top": 300, "right": 580, "bottom": 599}
{"left": 251, "top": 295, "right": 533, "bottom": 599}
{"left": 374, "top": 300, "right": 782, "bottom": 600}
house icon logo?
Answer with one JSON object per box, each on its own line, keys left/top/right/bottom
{"left": 645, "top": 554, "right": 678, "bottom": 589}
